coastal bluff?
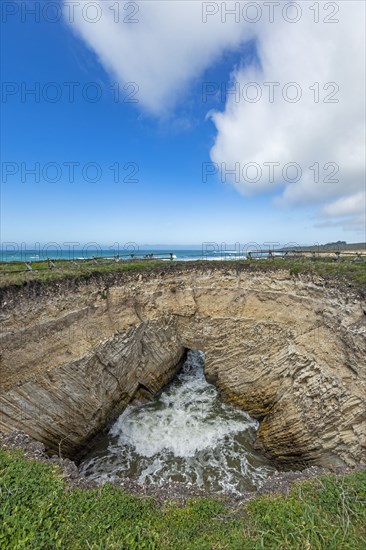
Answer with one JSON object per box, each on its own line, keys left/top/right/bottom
{"left": 0, "top": 264, "right": 365, "bottom": 468}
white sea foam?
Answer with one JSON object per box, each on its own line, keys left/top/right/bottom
{"left": 80, "top": 351, "right": 275, "bottom": 494}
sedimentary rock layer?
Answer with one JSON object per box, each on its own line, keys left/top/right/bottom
{"left": 0, "top": 265, "right": 365, "bottom": 467}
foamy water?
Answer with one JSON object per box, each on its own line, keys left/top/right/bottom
{"left": 80, "top": 351, "right": 275, "bottom": 494}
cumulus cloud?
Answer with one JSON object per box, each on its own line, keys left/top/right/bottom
{"left": 66, "top": 0, "right": 365, "bottom": 233}
{"left": 322, "top": 192, "right": 366, "bottom": 218}
{"left": 64, "top": 0, "right": 252, "bottom": 115}
{"left": 209, "top": 2, "right": 365, "bottom": 231}
{"left": 317, "top": 192, "right": 366, "bottom": 233}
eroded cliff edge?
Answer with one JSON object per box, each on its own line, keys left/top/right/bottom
{"left": 0, "top": 264, "right": 365, "bottom": 468}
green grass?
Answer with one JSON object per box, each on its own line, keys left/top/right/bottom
{"left": 0, "top": 260, "right": 167, "bottom": 288}
{"left": 1, "top": 257, "right": 366, "bottom": 290}
{"left": 267, "top": 257, "right": 366, "bottom": 286}
{"left": 1, "top": 449, "right": 365, "bottom": 549}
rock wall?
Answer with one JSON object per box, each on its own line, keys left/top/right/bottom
{"left": 0, "top": 265, "right": 365, "bottom": 467}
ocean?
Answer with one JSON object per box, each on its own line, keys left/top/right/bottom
{"left": 0, "top": 246, "right": 252, "bottom": 263}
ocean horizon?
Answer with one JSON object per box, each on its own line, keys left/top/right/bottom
{"left": 0, "top": 247, "right": 251, "bottom": 263}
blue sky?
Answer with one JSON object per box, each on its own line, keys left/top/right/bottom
{"left": 1, "top": 0, "right": 365, "bottom": 247}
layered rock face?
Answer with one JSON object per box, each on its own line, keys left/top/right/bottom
{"left": 0, "top": 265, "right": 365, "bottom": 468}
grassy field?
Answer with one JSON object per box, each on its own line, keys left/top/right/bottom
{"left": 0, "top": 259, "right": 167, "bottom": 288}
{"left": 270, "top": 257, "right": 366, "bottom": 286}
{"left": 0, "top": 449, "right": 365, "bottom": 549}
{"left": 1, "top": 257, "right": 366, "bottom": 289}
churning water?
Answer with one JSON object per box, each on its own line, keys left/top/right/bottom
{"left": 80, "top": 350, "right": 275, "bottom": 494}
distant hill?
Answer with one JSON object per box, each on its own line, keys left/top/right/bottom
{"left": 280, "top": 242, "right": 366, "bottom": 252}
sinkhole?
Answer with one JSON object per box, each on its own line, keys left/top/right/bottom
{"left": 79, "top": 350, "right": 276, "bottom": 494}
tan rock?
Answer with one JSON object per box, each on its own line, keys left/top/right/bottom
{"left": 0, "top": 266, "right": 365, "bottom": 468}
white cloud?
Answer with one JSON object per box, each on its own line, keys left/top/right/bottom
{"left": 322, "top": 192, "right": 366, "bottom": 218}
{"left": 317, "top": 192, "right": 366, "bottom": 234}
{"left": 66, "top": 1, "right": 365, "bottom": 234}
{"left": 209, "top": 2, "right": 365, "bottom": 232}
{"left": 315, "top": 214, "right": 366, "bottom": 234}
{"left": 65, "top": 0, "right": 252, "bottom": 115}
